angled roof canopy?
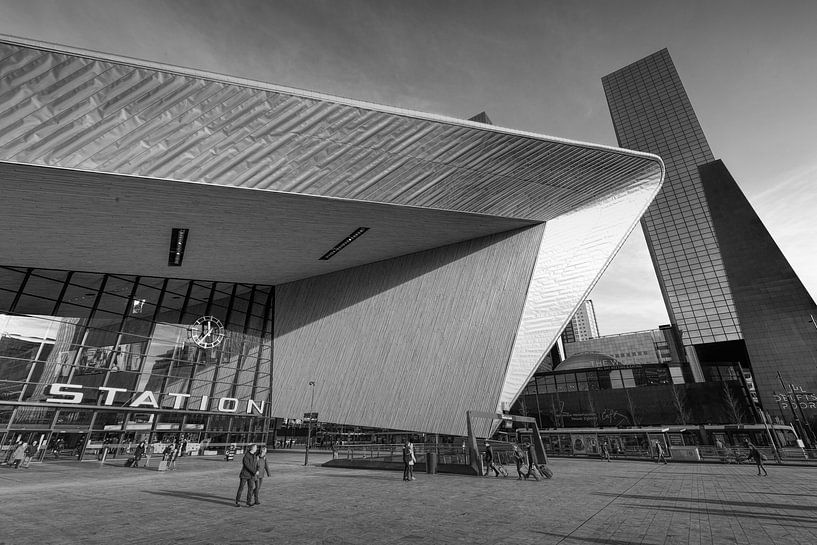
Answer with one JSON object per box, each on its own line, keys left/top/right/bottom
{"left": 0, "top": 36, "right": 663, "bottom": 285}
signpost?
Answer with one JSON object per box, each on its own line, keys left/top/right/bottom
{"left": 304, "top": 381, "right": 316, "bottom": 466}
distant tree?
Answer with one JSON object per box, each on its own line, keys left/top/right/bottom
{"left": 550, "top": 396, "right": 562, "bottom": 428}
{"left": 585, "top": 391, "right": 599, "bottom": 427}
{"left": 670, "top": 384, "right": 692, "bottom": 425}
{"left": 623, "top": 386, "right": 639, "bottom": 427}
{"left": 517, "top": 396, "right": 529, "bottom": 418}
{"left": 721, "top": 382, "right": 746, "bottom": 425}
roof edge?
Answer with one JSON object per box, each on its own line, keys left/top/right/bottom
{"left": 0, "top": 33, "right": 664, "bottom": 170}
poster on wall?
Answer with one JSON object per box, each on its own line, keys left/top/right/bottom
{"left": 570, "top": 434, "right": 599, "bottom": 455}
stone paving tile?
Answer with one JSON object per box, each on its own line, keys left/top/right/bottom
{"left": 1, "top": 453, "right": 815, "bottom": 545}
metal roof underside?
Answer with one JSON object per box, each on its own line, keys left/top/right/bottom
{"left": 0, "top": 37, "right": 663, "bottom": 222}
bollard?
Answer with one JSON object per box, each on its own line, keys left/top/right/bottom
{"left": 426, "top": 451, "right": 438, "bottom": 474}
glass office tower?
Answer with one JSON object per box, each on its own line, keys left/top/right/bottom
{"left": 603, "top": 49, "right": 817, "bottom": 434}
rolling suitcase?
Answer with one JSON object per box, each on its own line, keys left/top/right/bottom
{"left": 124, "top": 457, "right": 135, "bottom": 468}
{"left": 539, "top": 464, "right": 553, "bottom": 479}
{"left": 528, "top": 464, "right": 541, "bottom": 481}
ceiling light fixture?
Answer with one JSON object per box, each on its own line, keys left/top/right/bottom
{"left": 168, "top": 228, "right": 189, "bottom": 266}
{"left": 319, "top": 227, "right": 369, "bottom": 260}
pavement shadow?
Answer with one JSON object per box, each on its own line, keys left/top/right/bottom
{"left": 532, "top": 532, "right": 661, "bottom": 545}
{"left": 762, "top": 491, "right": 817, "bottom": 499}
{"left": 145, "top": 489, "right": 235, "bottom": 506}
{"left": 621, "top": 503, "right": 817, "bottom": 525}
{"left": 597, "top": 492, "right": 817, "bottom": 512}
{"left": 322, "top": 472, "right": 405, "bottom": 482}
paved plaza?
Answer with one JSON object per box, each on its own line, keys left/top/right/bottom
{"left": 1, "top": 451, "right": 815, "bottom": 545}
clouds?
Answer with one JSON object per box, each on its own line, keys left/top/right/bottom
{"left": 589, "top": 225, "right": 670, "bottom": 335}
{"left": 747, "top": 161, "right": 817, "bottom": 299}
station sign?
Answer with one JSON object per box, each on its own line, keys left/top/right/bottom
{"left": 44, "top": 383, "right": 266, "bottom": 415}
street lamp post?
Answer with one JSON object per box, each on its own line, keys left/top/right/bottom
{"left": 304, "top": 381, "right": 316, "bottom": 466}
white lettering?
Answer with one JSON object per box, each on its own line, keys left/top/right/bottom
{"left": 42, "top": 384, "right": 263, "bottom": 414}
{"left": 166, "top": 392, "right": 190, "bottom": 410}
{"left": 46, "top": 383, "right": 83, "bottom": 404}
{"left": 218, "top": 397, "right": 238, "bottom": 413}
{"left": 98, "top": 387, "right": 127, "bottom": 406}
{"left": 130, "top": 391, "right": 159, "bottom": 408}
{"left": 247, "top": 399, "right": 265, "bottom": 415}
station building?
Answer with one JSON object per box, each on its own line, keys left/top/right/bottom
{"left": 0, "top": 36, "right": 663, "bottom": 459}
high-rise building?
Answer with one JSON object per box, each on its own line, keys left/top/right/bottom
{"left": 561, "top": 300, "right": 599, "bottom": 343}
{"left": 602, "top": 49, "right": 817, "bottom": 432}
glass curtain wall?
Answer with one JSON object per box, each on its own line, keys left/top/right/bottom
{"left": 0, "top": 266, "right": 273, "bottom": 461}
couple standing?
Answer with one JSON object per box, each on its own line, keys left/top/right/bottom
{"left": 402, "top": 440, "right": 416, "bottom": 481}
{"left": 235, "top": 444, "right": 271, "bottom": 507}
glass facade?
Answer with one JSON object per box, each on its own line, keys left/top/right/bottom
{"left": 515, "top": 363, "right": 754, "bottom": 428}
{"left": 562, "top": 328, "right": 676, "bottom": 367}
{"left": 0, "top": 266, "right": 273, "bottom": 462}
{"left": 602, "top": 49, "right": 742, "bottom": 346}
{"left": 602, "top": 50, "right": 817, "bottom": 438}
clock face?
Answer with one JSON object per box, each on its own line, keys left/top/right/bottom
{"left": 188, "top": 316, "right": 225, "bottom": 348}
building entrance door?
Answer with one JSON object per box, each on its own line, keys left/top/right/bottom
{"left": 45, "top": 431, "right": 88, "bottom": 461}
{"left": 1, "top": 430, "right": 48, "bottom": 465}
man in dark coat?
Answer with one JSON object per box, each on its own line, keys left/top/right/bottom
{"left": 133, "top": 441, "right": 146, "bottom": 469}
{"left": 524, "top": 441, "right": 537, "bottom": 479}
{"left": 253, "top": 446, "right": 271, "bottom": 505}
{"left": 235, "top": 444, "right": 258, "bottom": 507}
{"left": 484, "top": 441, "right": 499, "bottom": 477}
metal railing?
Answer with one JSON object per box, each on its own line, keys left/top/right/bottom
{"left": 545, "top": 445, "right": 817, "bottom": 464}
{"left": 334, "top": 443, "right": 472, "bottom": 465}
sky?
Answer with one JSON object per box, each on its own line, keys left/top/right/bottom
{"left": 1, "top": 0, "right": 815, "bottom": 335}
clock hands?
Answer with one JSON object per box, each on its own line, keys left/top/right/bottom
{"left": 190, "top": 316, "right": 224, "bottom": 348}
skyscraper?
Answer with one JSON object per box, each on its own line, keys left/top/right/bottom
{"left": 603, "top": 49, "right": 817, "bottom": 432}
{"left": 562, "top": 299, "right": 600, "bottom": 343}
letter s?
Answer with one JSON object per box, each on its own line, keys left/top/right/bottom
{"left": 46, "top": 383, "right": 83, "bottom": 404}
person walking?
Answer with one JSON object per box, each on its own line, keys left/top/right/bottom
{"left": 162, "top": 443, "right": 174, "bottom": 468}
{"left": 524, "top": 441, "right": 538, "bottom": 479}
{"left": 484, "top": 441, "right": 500, "bottom": 477}
{"left": 253, "top": 446, "right": 271, "bottom": 505}
{"left": 601, "top": 441, "right": 611, "bottom": 462}
{"left": 654, "top": 441, "right": 668, "bottom": 464}
{"left": 715, "top": 438, "right": 727, "bottom": 463}
{"left": 21, "top": 441, "right": 37, "bottom": 468}
{"left": 168, "top": 442, "right": 180, "bottom": 470}
{"left": 4, "top": 440, "right": 21, "bottom": 465}
{"left": 133, "top": 441, "right": 146, "bottom": 469}
{"left": 402, "top": 440, "right": 416, "bottom": 481}
{"left": 512, "top": 444, "right": 526, "bottom": 480}
{"left": 143, "top": 442, "right": 152, "bottom": 468}
{"left": 745, "top": 440, "right": 768, "bottom": 476}
{"left": 11, "top": 441, "right": 28, "bottom": 469}
{"left": 235, "top": 444, "right": 259, "bottom": 507}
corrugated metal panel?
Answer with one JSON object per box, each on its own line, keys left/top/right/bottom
{"left": 0, "top": 39, "right": 663, "bottom": 221}
{"left": 272, "top": 226, "right": 544, "bottom": 437}
{"left": 498, "top": 167, "right": 664, "bottom": 410}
